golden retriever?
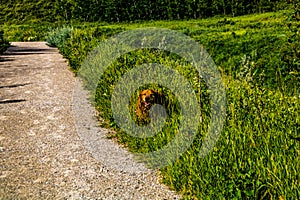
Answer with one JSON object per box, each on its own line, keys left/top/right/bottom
{"left": 135, "top": 89, "right": 165, "bottom": 124}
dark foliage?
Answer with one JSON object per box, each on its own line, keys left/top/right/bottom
{"left": 0, "top": 0, "right": 292, "bottom": 23}
{"left": 0, "top": 28, "right": 10, "bottom": 54}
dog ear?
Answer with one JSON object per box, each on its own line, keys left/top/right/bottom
{"left": 138, "top": 91, "right": 143, "bottom": 98}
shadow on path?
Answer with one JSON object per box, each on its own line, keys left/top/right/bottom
{"left": 4, "top": 44, "right": 56, "bottom": 56}
{"left": 0, "top": 99, "right": 26, "bottom": 104}
{"left": 0, "top": 83, "right": 31, "bottom": 89}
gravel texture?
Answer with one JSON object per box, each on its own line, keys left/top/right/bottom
{"left": 0, "top": 42, "right": 181, "bottom": 199}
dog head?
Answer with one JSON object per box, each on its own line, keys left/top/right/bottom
{"left": 135, "top": 89, "right": 167, "bottom": 124}
{"left": 138, "top": 89, "right": 162, "bottom": 109}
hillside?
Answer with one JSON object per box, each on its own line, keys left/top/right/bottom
{"left": 0, "top": 0, "right": 292, "bottom": 23}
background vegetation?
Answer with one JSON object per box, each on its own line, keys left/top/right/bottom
{"left": 0, "top": 0, "right": 293, "bottom": 23}
{"left": 1, "top": 0, "right": 299, "bottom": 199}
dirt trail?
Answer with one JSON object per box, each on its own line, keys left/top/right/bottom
{"left": 0, "top": 42, "right": 180, "bottom": 199}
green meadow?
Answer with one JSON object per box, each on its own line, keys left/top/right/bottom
{"left": 1, "top": 9, "right": 299, "bottom": 199}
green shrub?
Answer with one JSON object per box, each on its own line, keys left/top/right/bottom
{"left": 46, "top": 25, "right": 73, "bottom": 48}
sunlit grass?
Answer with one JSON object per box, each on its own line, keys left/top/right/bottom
{"left": 38, "top": 10, "right": 300, "bottom": 199}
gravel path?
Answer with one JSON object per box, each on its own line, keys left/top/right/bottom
{"left": 0, "top": 42, "right": 181, "bottom": 199}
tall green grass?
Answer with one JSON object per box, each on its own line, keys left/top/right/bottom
{"left": 2, "top": 23, "right": 52, "bottom": 41}
{"left": 44, "top": 11, "right": 299, "bottom": 199}
{"left": 162, "top": 77, "right": 299, "bottom": 199}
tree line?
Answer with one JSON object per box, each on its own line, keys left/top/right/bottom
{"left": 0, "top": 0, "right": 294, "bottom": 23}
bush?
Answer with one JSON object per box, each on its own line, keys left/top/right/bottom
{"left": 46, "top": 25, "right": 73, "bottom": 48}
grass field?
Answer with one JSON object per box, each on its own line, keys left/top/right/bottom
{"left": 3, "top": 10, "right": 299, "bottom": 199}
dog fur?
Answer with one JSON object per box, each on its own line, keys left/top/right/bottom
{"left": 135, "top": 89, "right": 165, "bottom": 124}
